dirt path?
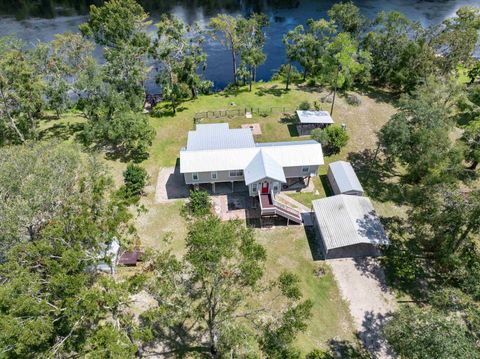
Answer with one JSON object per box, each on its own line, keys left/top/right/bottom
{"left": 328, "top": 257, "right": 397, "bottom": 358}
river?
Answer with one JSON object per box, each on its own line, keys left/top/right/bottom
{"left": 1, "top": 0, "right": 479, "bottom": 90}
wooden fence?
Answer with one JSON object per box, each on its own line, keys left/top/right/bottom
{"left": 194, "top": 106, "right": 297, "bottom": 123}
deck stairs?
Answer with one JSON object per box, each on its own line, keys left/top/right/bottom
{"left": 259, "top": 191, "right": 303, "bottom": 224}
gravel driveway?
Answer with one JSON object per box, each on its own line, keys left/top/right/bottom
{"left": 328, "top": 257, "right": 397, "bottom": 358}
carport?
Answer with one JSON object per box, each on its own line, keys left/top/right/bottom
{"left": 311, "top": 195, "right": 389, "bottom": 259}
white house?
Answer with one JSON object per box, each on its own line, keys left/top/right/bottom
{"left": 180, "top": 123, "right": 324, "bottom": 197}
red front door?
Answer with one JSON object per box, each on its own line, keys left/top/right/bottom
{"left": 261, "top": 182, "right": 269, "bottom": 194}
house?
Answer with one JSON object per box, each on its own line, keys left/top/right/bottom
{"left": 296, "top": 110, "right": 334, "bottom": 135}
{"left": 327, "top": 161, "right": 364, "bottom": 196}
{"left": 311, "top": 195, "right": 390, "bottom": 259}
{"left": 180, "top": 123, "right": 325, "bottom": 224}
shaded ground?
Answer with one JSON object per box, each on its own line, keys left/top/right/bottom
{"left": 155, "top": 166, "right": 189, "bottom": 203}
{"left": 328, "top": 258, "right": 397, "bottom": 359}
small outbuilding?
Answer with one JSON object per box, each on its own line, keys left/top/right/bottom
{"left": 327, "top": 161, "right": 364, "bottom": 196}
{"left": 296, "top": 110, "right": 334, "bottom": 136}
{"left": 311, "top": 195, "right": 389, "bottom": 259}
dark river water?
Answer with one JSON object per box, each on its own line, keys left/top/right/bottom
{"left": 1, "top": 0, "right": 479, "bottom": 90}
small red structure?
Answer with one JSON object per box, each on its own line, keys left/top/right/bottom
{"left": 118, "top": 248, "right": 145, "bottom": 266}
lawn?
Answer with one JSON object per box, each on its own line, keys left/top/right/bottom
{"left": 39, "top": 80, "right": 401, "bottom": 353}
{"left": 256, "top": 226, "right": 355, "bottom": 352}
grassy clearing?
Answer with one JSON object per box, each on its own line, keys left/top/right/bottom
{"left": 39, "top": 81, "right": 401, "bottom": 352}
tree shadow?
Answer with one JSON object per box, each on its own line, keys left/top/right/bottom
{"left": 352, "top": 256, "right": 390, "bottom": 294}
{"left": 38, "top": 122, "right": 84, "bottom": 141}
{"left": 327, "top": 339, "right": 372, "bottom": 359}
{"left": 347, "top": 149, "right": 406, "bottom": 205}
{"left": 296, "top": 83, "right": 325, "bottom": 94}
{"left": 255, "top": 84, "right": 288, "bottom": 97}
{"left": 104, "top": 146, "right": 150, "bottom": 163}
{"left": 219, "top": 85, "right": 249, "bottom": 98}
{"left": 357, "top": 311, "right": 395, "bottom": 358}
{"left": 355, "top": 85, "right": 400, "bottom": 106}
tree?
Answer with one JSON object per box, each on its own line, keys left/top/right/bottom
{"left": 80, "top": 0, "right": 151, "bottom": 111}
{"left": 139, "top": 216, "right": 312, "bottom": 357}
{"left": 184, "top": 190, "right": 211, "bottom": 217}
{"left": 123, "top": 163, "right": 148, "bottom": 198}
{"left": 152, "top": 15, "right": 211, "bottom": 112}
{"left": 430, "top": 6, "right": 480, "bottom": 75}
{"left": 44, "top": 32, "right": 95, "bottom": 118}
{"left": 76, "top": 0, "right": 155, "bottom": 160}
{"left": 283, "top": 25, "right": 310, "bottom": 89}
{"left": 409, "top": 184, "right": 480, "bottom": 256}
{"left": 0, "top": 37, "right": 45, "bottom": 144}
{"left": 378, "top": 77, "right": 464, "bottom": 183}
{"left": 319, "top": 32, "right": 371, "bottom": 115}
{"left": 209, "top": 14, "right": 243, "bottom": 84}
{"left": 363, "top": 11, "right": 435, "bottom": 91}
{"left": 237, "top": 13, "right": 269, "bottom": 91}
{"left": 461, "top": 119, "right": 480, "bottom": 170}
{"left": 327, "top": 1, "right": 367, "bottom": 39}
{"left": 384, "top": 306, "right": 479, "bottom": 359}
{"left": 272, "top": 64, "right": 302, "bottom": 90}
{"left": 82, "top": 110, "right": 155, "bottom": 161}
{"left": 0, "top": 146, "right": 140, "bottom": 357}
{"left": 0, "top": 142, "right": 80, "bottom": 246}
{"left": 311, "top": 125, "right": 349, "bottom": 155}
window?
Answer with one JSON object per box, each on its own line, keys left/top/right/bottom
{"left": 273, "top": 182, "right": 279, "bottom": 192}
{"left": 192, "top": 173, "right": 199, "bottom": 181}
{"left": 302, "top": 166, "right": 310, "bottom": 174}
{"left": 229, "top": 169, "right": 243, "bottom": 177}
{"left": 211, "top": 172, "right": 217, "bottom": 180}
{"left": 252, "top": 184, "right": 257, "bottom": 193}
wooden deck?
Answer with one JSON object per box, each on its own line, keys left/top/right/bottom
{"left": 259, "top": 193, "right": 302, "bottom": 224}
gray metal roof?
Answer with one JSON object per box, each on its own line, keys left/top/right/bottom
{"left": 312, "top": 195, "right": 390, "bottom": 251}
{"left": 186, "top": 123, "right": 255, "bottom": 151}
{"left": 296, "top": 110, "right": 334, "bottom": 124}
{"left": 329, "top": 161, "right": 364, "bottom": 194}
{"left": 244, "top": 150, "right": 286, "bottom": 185}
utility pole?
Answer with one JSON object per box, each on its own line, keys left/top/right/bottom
{"left": 330, "top": 64, "right": 340, "bottom": 116}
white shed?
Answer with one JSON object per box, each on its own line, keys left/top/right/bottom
{"left": 327, "top": 161, "right": 364, "bottom": 196}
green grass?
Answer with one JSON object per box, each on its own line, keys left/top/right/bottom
{"left": 256, "top": 227, "right": 354, "bottom": 352}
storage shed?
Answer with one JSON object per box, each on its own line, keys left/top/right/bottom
{"left": 327, "top": 161, "right": 364, "bottom": 196}
{"left": 311, "top": 195, "right": 390, "bottom": 259}
{"left": 296, "top": 110, "right": 334, "bottom": 135}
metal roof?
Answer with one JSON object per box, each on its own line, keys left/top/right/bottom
{"left": 329, "top": 161, "right": 364, "bottom": 194}
{"left": 296, "top": 110, "right": 334, "bottom": 124}
{"left": 244, "top": 150, "right": 286, "bottom": 185}
{"left": 186, "top": 123, "right": 255, "bottom": 151}
{"left": 180, "top": 141, "right": 324, "bottom": 173}
{"left": 312, "top": 195, "right": 389, "bottom": 251}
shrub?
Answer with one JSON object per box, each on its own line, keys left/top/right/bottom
{"left": 311, "top": 125, "right": 349, "bottom": 155}
{"left": 298, "top": 101, "right": 311, "bottom": 110}
{"left": 123, "top": 163, "right": 148, "bottom": 197}
{"left": 186, "top": 190, "right": 211, "bottom": 217}
{"left": 306, "top": 349, "right": 332, "bottom": 359}
{"left": 346, "top": 93, "right": 361, "bottom": 106}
